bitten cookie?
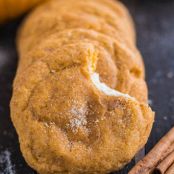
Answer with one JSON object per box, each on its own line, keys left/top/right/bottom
{"left": 11, "top": 0, "right": 154, "bottom": 173}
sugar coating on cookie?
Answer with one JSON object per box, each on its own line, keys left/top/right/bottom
{"left": 10, "top": 0, "right": 154, "bottom": 174}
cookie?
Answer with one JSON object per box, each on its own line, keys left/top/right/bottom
{"left": 11, "top": 0, "right": 154, "bottom": 173}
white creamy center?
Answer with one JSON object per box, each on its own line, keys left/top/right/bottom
{"left": 91, "top": 73, "right": 135, "bottom": 100}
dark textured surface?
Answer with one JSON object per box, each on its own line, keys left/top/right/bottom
{"left": 0, "top": 0, "right": 174, "bottom": 173}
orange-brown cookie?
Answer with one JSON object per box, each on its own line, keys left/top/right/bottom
{"left": 18, "top": 0, "right": 135, "bottom": 52}
{"left": 0, "top": 0, "right": 47, "bottom": 23}
{"left": 11, "top": 0, "right": 154, "bottom": 173}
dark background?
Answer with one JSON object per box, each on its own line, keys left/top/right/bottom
{"left": 0, "top": 0, "right": 174, "bottom": 173}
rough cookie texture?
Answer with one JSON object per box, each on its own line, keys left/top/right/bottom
{"left": 10, "top": 0, "right": 154, "bottom": 173}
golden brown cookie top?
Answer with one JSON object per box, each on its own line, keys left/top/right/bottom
{"left": 11, "top": 42, "right": 154, "bottom": 174}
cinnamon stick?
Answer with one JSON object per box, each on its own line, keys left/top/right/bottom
{"left": 128, "top": 127, "right": 174, "bottom": 174}
{"left": 166, "top": 163, "right": 174, "bottom": 174}
{"left": 154, "top": 150, "right": 174, "bottom": 174}
{"left": 160, "top": 143, "right": 174, "bottom": 161}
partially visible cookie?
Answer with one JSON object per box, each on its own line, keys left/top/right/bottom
{"left": 0, "top": 0, "right": 48, "bottom": 23}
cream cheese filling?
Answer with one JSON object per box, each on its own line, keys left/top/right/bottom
{"left": 87, "top": 49, "right": 136, "bottom": 101}
{"left": 91, "top": 72, "right": 135, "bottom": 101}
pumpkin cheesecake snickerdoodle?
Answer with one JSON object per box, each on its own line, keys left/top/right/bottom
{"left": 10, "top": 0, "right": 154, "bottom": 173}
